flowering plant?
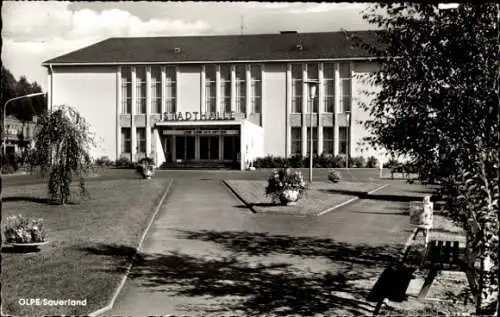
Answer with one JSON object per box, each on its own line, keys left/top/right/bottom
{"left": 328, "top": 169, "right": 341, "bottom": 183}
{"left": 3, "top": 215, "right": 47, "bottom": 243}
{"left": 265, "top": 167, "right": 307, "bottom": 202}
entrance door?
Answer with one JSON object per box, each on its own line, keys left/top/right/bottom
{"left": 223, "top": 135, "right": 240, "bottom": 161}
{"left": 175, "top": 136, "right": 195, "bottom": 161}
{"left": 199, "top": 136, "right": 219, "bottom": 160}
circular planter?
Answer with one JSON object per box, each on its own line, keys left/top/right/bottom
{"left": 279, "top": 189, "right": 300, "bottom": 206}
{"left": 9, "top": 241, "right": 49, "bottom": 252}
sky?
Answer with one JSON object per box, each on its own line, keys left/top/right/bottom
{"left": 2, "top": 1, "right": 376, "bottom": 91}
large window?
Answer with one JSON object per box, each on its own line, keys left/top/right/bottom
{"left": 339, "top": 127, "right": 348, "bottom": 154}
{"left": 136, "top": 128, "right": 146, "bottom": 153}
{"left": 306, "top": 127, "right": 318, "bottom": 156}
{"left": 339, "top": 63, "right": 351, "bottom": 113}
{"left": 121, "top": 67, "right": 132, "bottom": 114}
{"left": 235, "top": 65, "right": 246, "bottom": 113}
{"left": 291, "top": 127, "right": 302, "bottom": 155}
{"left": 291, "top": 64, "right": 302, "bottom": 113}
{"left": 220, "top": 65, "right": 232, "bottom": 113}
{"left": 135, "top": 67, "right": 146, "bottom": 114}
{"left": 205, "top": 65, "right": 216, "bottom": 113}
{"left": 323, "top": 127, "right": 334, "bottom": 154}
{"left": 121, "top": 128, "right": 131, "bottom": 153}
{"left": 151, "top": 67, "right": 162, "bottom": 113}
{"left": 305, "top": 63, "right": 319, "bottom": 112}
{"left": 250, "top": 65, "right": 261, "bottom": 113}
{"left": 323, "top": 63, "right": 335, "bottom": 113}
{"left": 165, "top": 66, "right": 176, "bottom": 113}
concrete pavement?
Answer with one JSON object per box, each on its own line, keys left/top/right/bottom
{"left": 104, "top": 179, "right": 416, "bottom": 316}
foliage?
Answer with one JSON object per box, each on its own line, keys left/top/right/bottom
{"left": 94, "top": 156, "right": 113, "bottom": 167}
{"left": 328, "top": 169, "right": 341, "bottom": 183}
{"left": 265, "top": 168, "right": 307, "bottom": 203}
{"left": 114, "top": 157, "right": 135, "bottom": 168}
{"left": 1, "top": 66, "right": 46, "bottom": 123}
{"left": 366, "top": 156, "right": 379, "bottom": 168}
{"left": 358, "top": 3, "right": 499, "bottom": 313}
{"left": 350, "top": 156, "right": 366, "bottom": 168}
{"left": 253, "top": 154, "right": 376, "bottom": 169}
{"left": 136, "top": 157, "right": 155, "bottom": 178}
{"left": 4, "top": 215, "right": 47, "bottom": 243}
{"left": 29, "top": 105, "right": 95, "bottom": 205}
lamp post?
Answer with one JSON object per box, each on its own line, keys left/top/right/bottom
{"left": 305, "top": 80, "right": 318, "bottom": 183}
{"left": 2, "top": 92, "right": 47, "bottom": 157}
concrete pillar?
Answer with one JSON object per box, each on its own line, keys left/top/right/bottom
{"left": 131, "top": 66, "right": 137, "bottom": 161}
{"left": 146, "top": 66, "right": 152, "bottom": 157}
{"left": 116, "top": 66, "right": 122, "bottom": 160}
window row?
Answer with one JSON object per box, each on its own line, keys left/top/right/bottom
{"left": 204, "top": 64, "right": 261, "bottom": 114}
{"left": 291, "top": 63, "right": 352, "bottom": 114}
{"left": 121, "top": 66, "right": 176, "bottom": 115}
{"left": 291, "top": 127, "right": 349, "bottom": 155}
{"left": 121, "top": 127, "right": 152, "bottom": 154}
{"left": 121, "top": 64, "right": 263, "bottom": 115}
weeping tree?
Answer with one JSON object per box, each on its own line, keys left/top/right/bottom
{"left": 30, "top": 105, "right": 95, "bottom": 204}
{"left": 356, "top": 3, "right": 499, "bottom": 314}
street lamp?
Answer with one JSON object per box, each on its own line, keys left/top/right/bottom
{"left": 305, "top": 80, "right": 318, "bottom": 183}
{"left": 2, "top": 92, "right": 47, "bottom": 157}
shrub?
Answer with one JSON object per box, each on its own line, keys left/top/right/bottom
{"left": 4, "top": 215, "right": 47, "bottom": 243}
{"left": 333, "top": 155, "right": 346, "bottom": 168}
{"left": 95, "top": 156, "right": 113, "bottom": 167}
{"left": 350, "top": 156, "right": 366, "bottom": 168}
{"left": 366, "top": 156, "right": 379, "bottom": 168}
{"left": 288, "top": 155, "right": 304, "bottom": 168}
{"left": 328, "top": 169, "right": 341, "bottom": 183}
{"left": 115, "top": 157, "right": 134, "bottom": 168}
{"left": 138, "top": 157, "right": 154, "bottom": 165}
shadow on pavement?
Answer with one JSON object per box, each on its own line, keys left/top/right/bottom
{"left": 318, "top": 189, "right": 440, "bottom": 202}
{"left": 82, "top": 231, "right": 406, "bottom": 316}
{"left": 1, "top": 196, "right": 72, "bottom": 205}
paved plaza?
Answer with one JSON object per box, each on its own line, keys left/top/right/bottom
{"left": 105, "top": 176, "right": 420, "bottom": 316}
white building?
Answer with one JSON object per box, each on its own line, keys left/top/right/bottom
{"left": 43, "top": 30, "right": 381, "bottom": 169}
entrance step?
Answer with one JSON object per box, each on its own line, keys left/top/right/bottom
{"left": 160, "top": 161, "right": 239, "bottom": 170}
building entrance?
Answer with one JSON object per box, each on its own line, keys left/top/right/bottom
{"left": 160, "top": 126, "right": 240, "bottom": 165}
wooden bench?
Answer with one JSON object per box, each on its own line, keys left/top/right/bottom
{"left": 417, "top": 239, "right": 464, "bottom": 300}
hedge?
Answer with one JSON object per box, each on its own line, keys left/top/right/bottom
{"left": 252, "top": 154, "right": 379, "bottom": 169}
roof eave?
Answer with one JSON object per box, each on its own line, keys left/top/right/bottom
{"left": 41, "top": 56, "right": 384, "bottom": 67}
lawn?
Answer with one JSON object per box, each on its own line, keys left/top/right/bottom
{"left": 225, "top": 180, "right": 387, "bottom": 216}
{"left": 1, "top": 177, "right": 172, "bottom": 317}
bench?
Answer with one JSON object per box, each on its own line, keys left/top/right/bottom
{"left": 417, "top": 239, "right": 465, "bottom": 300}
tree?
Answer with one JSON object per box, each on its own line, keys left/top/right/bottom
{"left": 357, "top": 3, "right": 499, "bottom": 314}
{"left": 29, "top": 105, "right": 95, "bottom": 205}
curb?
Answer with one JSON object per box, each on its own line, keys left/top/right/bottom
{"left": 222, "top": 180, "right": 257, "bottom": 213}
{"left": 88, "top": 179, "right": 174, "bottom": 317}
{"left": 317, "top": 183, "right": 390, "bottom": 216}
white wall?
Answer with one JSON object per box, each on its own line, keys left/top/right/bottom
{"left": 262, "top": 63, "right": 287, "bottom": 156}
{"left": 351, "top": 61, "right": 385, "bottom": 160}
{"left": 178, "top": 65, "right": 201, "bottom": 113}
{"left": 52, "top": 66, "right": 117, "bottom": 160}
{"left": 241, "top": 120, "right": 264, "bottom": 169}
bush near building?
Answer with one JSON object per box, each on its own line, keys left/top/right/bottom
{"left": 253, "top": 154, "right": 380, "bottom": 169}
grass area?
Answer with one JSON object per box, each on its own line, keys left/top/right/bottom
{"left": 1, "top": 178, "right": 171, "bottom": 316}
{"left": 225, "top": 180, "right": 386, "bottom": 216}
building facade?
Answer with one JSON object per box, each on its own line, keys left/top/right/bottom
{"left": 3, "top": 115, "right": 38, "bottom": 158}
{"left": 43, "top": 31, "right": 381, "bottom": 169}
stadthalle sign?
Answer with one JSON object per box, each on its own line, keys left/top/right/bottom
{"left": 161, "top": 112, "right": 235, "bottom": 121}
